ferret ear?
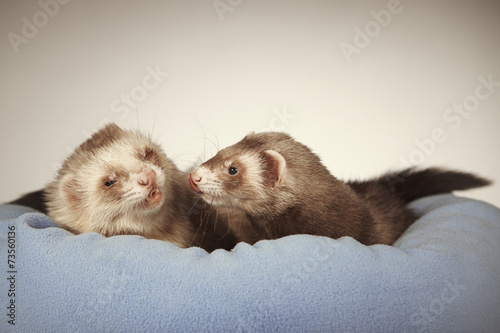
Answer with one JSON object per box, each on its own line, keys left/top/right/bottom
{"left": 244, "top": 131, "right": 256, "bottom": 139}
{"left": 59, "top": 174, "right": 80, "bottom": 207}
{"left": 100, "top": 122, "right": 119, "bottom": 130}
{"left": 261, "top": 150, "right": 287, "bottom": 187}
{"left": 81, "top": 123, "right": 123, "bottom": 152}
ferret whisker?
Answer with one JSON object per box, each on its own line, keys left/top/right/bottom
{"left": 217, "top": 224, "right": 232, "bottom": 241}
{"left": 192, "top": 154, "right": 204, "bottom": 167}
{"left": 135, "top": 99, "right": 140, "bottom": 131}
{"left": 202, "top": 136, "right": 221, "bottom": 158}
{"left": 201, "top": 125, "right": 207, "bottom": 162}
{"left": 223, "top": 206, "right": 233, "bottom": 229}
{"left": 202, "top": 126, "right": 221, "bottom": 152}
{"left": 221, "top": 203, "right": 240, "bottom": 237}
{"left": 220, "top": 187, "right": 247, "bottom": 202}
{"left": 166, "top": 152, "right": 201, "bottom": 168}
{"left": 178, "top": 161, "right": 201, "bottom": 171}
{"left": 194, "top": 121, "right": 218, "bottom": 161}
{"left": 155, "top": 127, "right": 168, "bottom": 145}
{"left": 206, "top": 201, "right": 218, "bottom": 228}
{"left": 199, "top": 204, "right": 210, "bottom": 236}
{"left": 186, "top": 196, "right": 204, "bottom": 216}
{"left": 167, "top": 151, "right": 198, "bottom": 160}
{"left": 186, "top": 203, "right": 205, "bottom": 247}
{"left": 151, "top": 103, "right": 161, "bottom": 138}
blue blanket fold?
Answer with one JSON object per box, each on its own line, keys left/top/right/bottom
{"left": 1, "top": 194, "right": 499, "bottom": 332}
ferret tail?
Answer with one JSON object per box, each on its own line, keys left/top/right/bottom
{"left": 7, "top": 189, "right": 47, "bottom": 214}
{"left": 383, "top": 167, "right": 492, "bottom": 203}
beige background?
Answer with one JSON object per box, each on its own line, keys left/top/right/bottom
{"left": 1, "top": 0, "right": 499, "bottom": 208}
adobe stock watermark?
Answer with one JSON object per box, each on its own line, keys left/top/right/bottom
{"left": 339, "top": 0, "right": 410, "bottom": 63}
{"left": 110, "top": 65, "right": 169, "bottom": 120}
{"left": 235, "top": 237, "right": 341, "bottom": 331}
{"left": 410, "top": 278, "right": 466, "bottom": 332}
{"left": 386, "top": 73, "right": 498, "bottom": 191}
{"left": 7, "top": 0, "right": 72, "bottom": 54}
{"left": 213, "top": 0, "right": 243, "bottom": 21}
{"left": 258, "top": 107, "right": 296, "bottom": 133}
{"left": 50, "top": 64, "right": 168, "bottom": 172}
{"left": 63, "top": 252, "right": 132, "bottom": 332}
{"left": 279, "top": 237, "right": 340, "bottom": 286}
{"left": 50, "top": 117, "right": 115, "bottom": 172}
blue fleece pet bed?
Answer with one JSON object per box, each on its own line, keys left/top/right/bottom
{"left": 1, "top": 194, "right": 499, "bottom": 332}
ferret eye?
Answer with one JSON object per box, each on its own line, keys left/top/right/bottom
{"left": 105, "top": 180, "right": 117, "bottom": 187}
{"left": 228, "top": 166, "right": 238, "bottom": 175}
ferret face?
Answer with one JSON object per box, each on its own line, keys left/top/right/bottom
{"left": 189, "top": 132, "right": 292, "bottom": 217}
{"left": 189, "top": 152, "right": 264, "bottom": 207}
{"left": 47, "top": 124, "right": 177, "bottom": 235}
{"left": 80, "top": 141, "right": 167, "bottom": 214}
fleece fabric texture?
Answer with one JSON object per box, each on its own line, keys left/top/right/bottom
{"left": 0, "top": 194, "right": 499, "bottom": 333}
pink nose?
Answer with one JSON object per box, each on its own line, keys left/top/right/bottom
{"left": 138, "top": 169, "right": 157, "bottom": 187}
{"left": 189, "top": 169, "right": 203, "bottom": 193}
{"left": 190, "top": 169, "right": 203, "bottom": 183}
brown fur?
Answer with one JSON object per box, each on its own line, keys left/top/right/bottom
{"left": 190, "top": 132, "right": 491, "bottom": 245}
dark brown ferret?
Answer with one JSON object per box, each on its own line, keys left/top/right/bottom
{"left": 9, "top": 124, "right": 243, "bottom": 252}
{"left": 188, "top": 131, "right": 491, "bottom": 245}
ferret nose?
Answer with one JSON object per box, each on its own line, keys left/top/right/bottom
{"left": 138, "top": 169, "right": 157, "bottom": 187}
{"left": 190, "top": 168, "right": 205, "bottom": 184}
{"left": 189, "top": 168, "right": 206, "bottom": 193}
{"left": 191, "top": 170, "right": 203, "bottom": 183}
